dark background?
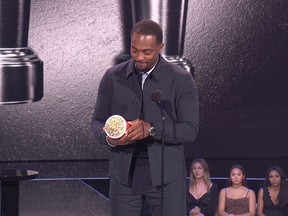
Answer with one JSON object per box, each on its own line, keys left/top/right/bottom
{"left": 0, "top": 0, "right": 288, "bottom": 178}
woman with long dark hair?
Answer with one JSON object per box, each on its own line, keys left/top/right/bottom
{"left": 218, "top": 164, "right": 256, "bottom": 216}
{"left": 257, "top": 166, "right": 288, "bottom": 216}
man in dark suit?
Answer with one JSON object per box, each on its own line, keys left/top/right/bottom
{"left": 92, "top": 19, "right": 199, "bottom": 216}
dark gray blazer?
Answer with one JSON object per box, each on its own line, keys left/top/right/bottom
{"left": 92, "top": 55, "right": 199, "bottom": 187}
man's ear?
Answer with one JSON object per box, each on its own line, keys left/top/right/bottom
{"left": 159, "top": 43, "right": 164, "bottom": 51}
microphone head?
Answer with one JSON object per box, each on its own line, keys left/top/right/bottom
{"left": 151, "top": 89, "right": 163, "bottom": 102}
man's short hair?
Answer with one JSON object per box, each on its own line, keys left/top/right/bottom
{"left": 131, "top": 20, "right": 163, "bottom": 45}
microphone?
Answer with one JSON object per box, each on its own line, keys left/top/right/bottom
{"left": 150, "top": 89, "right": 163, "bottom": 103}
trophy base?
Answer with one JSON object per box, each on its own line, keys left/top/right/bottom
{"left": 163, "top": 55, "right": 194, "bottom": 78}
{"left": 0, "top": 48, "right": 43, "bottom": 105}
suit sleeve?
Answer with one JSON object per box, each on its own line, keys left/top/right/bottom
{"left": 91, "top": 72, "right": 112, "bottom": 145}
{"left": 153, "top": 72, "right": 199, "bottom": 144}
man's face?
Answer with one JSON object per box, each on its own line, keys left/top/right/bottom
{"left": 130, "top": 32, "right": 163, "bottom": 72}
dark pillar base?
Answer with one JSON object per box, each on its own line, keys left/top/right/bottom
{"left": 1, "top": 181, "right": 19, "bottom": 216}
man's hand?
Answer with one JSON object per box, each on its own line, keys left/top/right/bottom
{"left": 126, "top": 119, "right": 151, "bottom": 141}
{"left": 105, "top": 119, "right": 151, "bottom": 146}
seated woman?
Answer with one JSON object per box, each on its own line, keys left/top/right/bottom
{"left": 257, "top": 166, "right": 288, "bottom": 216}
{"left": 218, "top": 164, "right": 256, "bottom": 216}
{"left": 187, "top": 158, "right": 219, "bottom": 216}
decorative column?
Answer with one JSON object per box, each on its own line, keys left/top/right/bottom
{"left": 114, "top": 0, "right": 134, "bottom": 65}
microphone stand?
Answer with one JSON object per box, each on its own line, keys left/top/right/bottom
{"left": 159, "top": 101, "right": 165, "bottom": 216}
{"left": 151, "top": 90, "right": 165, "bottom": 216}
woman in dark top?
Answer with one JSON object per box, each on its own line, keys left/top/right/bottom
{"left": 257, "top": 166, "right": 288, "bottom": 216}
{"left": 187, "top": 158, "right": 219, "bottom": 216}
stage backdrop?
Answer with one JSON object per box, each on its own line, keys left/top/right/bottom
{"left": 0, "top": 0, "right": 287, "bottom": 174}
